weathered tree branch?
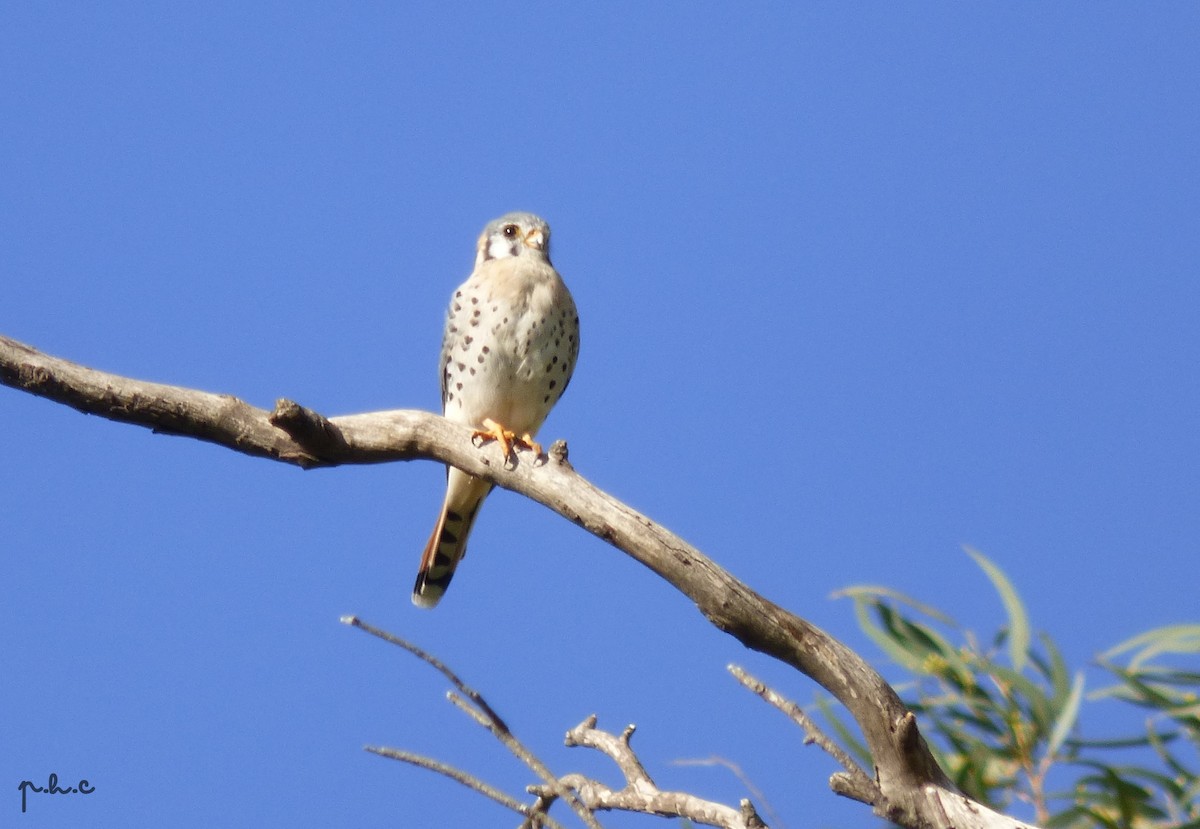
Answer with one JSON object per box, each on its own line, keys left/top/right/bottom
{"left": 537, "top": 716, "right": 769, "bottom": 828}
{"left": 344, "top": 616, "right": 603, "bottom": 829}
{"left": 351, "top": 617, "right": 767, "bottom": 828}
{"left": 364, "top": 745, "right": 570, "bottom": 829}
{"left": 0, "top": 333, "right": 1039, "bottom": 829}
{"left": 728, "top": 664, "right": 880, "bottom": 806}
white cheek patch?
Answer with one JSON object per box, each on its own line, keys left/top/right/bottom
{"left": 487, "top": 236, "right": 518, "bottom": 261}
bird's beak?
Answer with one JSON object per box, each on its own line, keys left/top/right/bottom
{"left": 524, "top": 228, "right": 545, "bottom": 251}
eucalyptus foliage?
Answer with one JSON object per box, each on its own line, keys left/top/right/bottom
{"left": 826, "top": 549, "right": 1200, "bottom": 829}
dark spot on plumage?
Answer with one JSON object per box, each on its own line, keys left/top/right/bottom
{"left": 456, "top": 361, "right": 465, "bottom": 371}
{"left": 446, "top": 510, "right": 463, "bottom": 523}
{"left": 453, "top": 303, "right": 462, "bottom": 312}
{"left": 543, "top": 394, "right": 551, "bottom": 403}
{"left": 503, "top": 316, "right": 509, "bottom": 324}
{"left": 434, "top": 547, "right": 455, "bottom": 564}
{"left": 545, "top": 362, "right": 553, "bottom": 373}
{"left": 455, "top": 290, "right": 463, "bottom": 298}
{"left": 465, "top": 335, "right": 473, "bottom": 345}
{"left": 481, "top": 345, "right": 490, "bottom": 354}
{"left": 469, "top": 367, "right": 476, "bottom": 375}
{"left": 469, "top": 317, "right": 479, "bottom": 327}
{"left": 549, "top": 380, "right": 557, "bottom": 390}
{"left": 477, "top": 354, "right": 485, "bottom": 364}
{"left": 561, "top": 363, "right": 569, "bottom": 373}
{"left": 470, "top": 296, "right": 479, "bottom": 304}
{"left": 446, "top": 392, "right": 454, "bottom": 401}
{"left": 455, "top": 382, "right": 463, "bottom": 391}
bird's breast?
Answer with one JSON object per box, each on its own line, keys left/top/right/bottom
{"left": 441, "top": 258, "right": 578, "bottom": 436}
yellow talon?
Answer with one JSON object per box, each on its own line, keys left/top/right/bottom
{"left": 471, "top": 419, "right": 542, "bottom": 460}
{"left": 519, "top": 433, "right": 543, "bottom": 457}
{"left": 473, "top": 418, "right": 514, "bottom": 458}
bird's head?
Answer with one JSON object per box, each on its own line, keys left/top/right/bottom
{"left": 475, "top": 212, "right": 552, "bottom": 267}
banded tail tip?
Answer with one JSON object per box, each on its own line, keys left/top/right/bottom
{"left": 412, "top": 569, "right": 452, "bottom": 609}
{"left": 411, "top": 590, "right": 440, "bottom": 609}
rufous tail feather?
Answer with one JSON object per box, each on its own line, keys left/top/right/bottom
{"left": 412, "top": 471, "right": 491, "bottom": 608}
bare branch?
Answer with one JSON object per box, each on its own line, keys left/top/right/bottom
{"left": 365, "top": 746, "right": 569, "bottom": 829}
{"left": 2, "top": 334, "right": 1042, "bottom": 829}
{"left": 672, "top": 756, "right": 786, "bottom": 829}
{"left": 528, "top": 716, "right": 768, "bottom": 829}
{"left": 342, "top": 615, "right": 509, "bottom": 731}
{"left": 444, "top": 686, "right": 602, "bottom": 829}
{"left": 343, "top": 617, "right": 604, "bottom": 829}
{"left": 728, "top": 664, "right": 878, "bottom": 804}
{"left": 564, "top": 717, "right": 653, "bottom": 789}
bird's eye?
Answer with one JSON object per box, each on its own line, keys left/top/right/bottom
{"left": 502, "top": 224, "right": 518, "bottom": 238}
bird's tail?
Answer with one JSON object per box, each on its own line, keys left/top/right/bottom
{"left": 412, "top": 469, "right": 492, "bottom": 608}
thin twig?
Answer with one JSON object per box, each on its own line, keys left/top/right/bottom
{"left": 365, "top": 746, "right": 569, "bottom": 829}
{"left": 729, "top": 664, "right": 879, "bottom": 802}
{"left": 342, "top": 615, "right": 508, "bottom": 730}
{"left": 533, "top": 716, "right": 769, "bottom": 828}
{"left": 343, "top": 616, "right": 604, "bottom": 829}
{"left": 673, "top": 756, "right": 786, "bottom": 829}
{"left": 443, "top": 693, "right": 605, "bottom": 829}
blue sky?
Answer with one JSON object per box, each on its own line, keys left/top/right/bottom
{"left": 3, "top": 4, "right": 1198, "bottom": 827}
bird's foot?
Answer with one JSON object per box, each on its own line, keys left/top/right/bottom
{"left": 518, "top": 432, "right": 543, "bottom": 458}
{"left": 472, "top": 419, "right": 542, "bottom": 462}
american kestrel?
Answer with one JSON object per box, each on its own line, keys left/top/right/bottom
{"left": 412, "top": 212, "right": 579, "bottom": 608}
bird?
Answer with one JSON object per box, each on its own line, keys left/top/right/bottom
{"left": 412, "top": 212, "right": 579, "bottom": 608}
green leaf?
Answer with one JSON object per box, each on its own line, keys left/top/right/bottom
{"left": 1072, "top": 805, "right": 1121, "bottom": 829}
{"left": 879, "top": 606, "right": 963, "bottom": 669}
{"left": 1101, "top": 623, "right": 1200, "bottom": 666}
{"left": 979, "top": 662, "right": 1054, "bottom": 731}
{"left": 1046, "top": 670, "right": 1084, "bottom": 761}
{"left": 1098, "top": 666, "right": 1196, "bottom": 713}
{"left": 1068, "top": 734, "right": 1171, "bottom": 750}
{"left": 834, "top": 584, "right": 958, "bottom": 627}
{"left": 932, "top": 650, "right": 988, "bottom": 696}
{"left": 1039, "top": 632, "right": 1073, "bottom": 709}
{"left": 944, "top": 708, "right": 1007, "bottom": 739}
{"left": 850, "top": 595, "right": 927, "bottom": 673}
{"left": 965, "top": 546, "right": 1031, "bottom": 671}
{"left": 1045, "top": 804, "right": 1103, "bottom": 829}
{"left": 1071, "top": 761, "right": 1173, "bottom": 824}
